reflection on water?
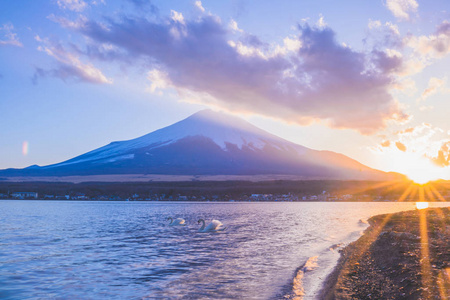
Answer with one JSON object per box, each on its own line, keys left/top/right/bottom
{"left": 0, "top": 201, "right": 448, "bottom": 299}
{"left": 415, "top": 202, "right": 429, "bottom": 210}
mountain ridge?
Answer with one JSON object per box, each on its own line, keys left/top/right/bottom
{"left": 0, "top": 110, "right": 402, "bottom": 181}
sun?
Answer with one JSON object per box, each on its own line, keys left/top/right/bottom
{"left": 407, "top": 172, "right": 436, "bottom": 185}
{"left": 405, "top": 163, "right": 443, "bottom": 185}
{"left": 415, "top": 202, "right": 429, "bottom": 210}
{"left": 389, "top": 153, "right": 443, "bottom": 185}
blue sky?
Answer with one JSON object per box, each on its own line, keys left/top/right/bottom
{"left": 1, "top": 0, "right": 449, "bottom": 181}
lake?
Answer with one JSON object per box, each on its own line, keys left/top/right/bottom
{"left": 1, "top": 200, "right": 449, "bottom": 299}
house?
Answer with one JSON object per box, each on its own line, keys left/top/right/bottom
{"left": 73, "top": 193, "right": 89, "bottom": 200}
{"left": 11, "top": 192, "right": 38, "bottom": 199}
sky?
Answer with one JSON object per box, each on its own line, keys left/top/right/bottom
{"left": 1, "top": 0, "right": 449, "bottom": 182}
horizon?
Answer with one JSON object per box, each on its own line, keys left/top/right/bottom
{"left": 1, "top": 0, "right": 450, "bottom": 183}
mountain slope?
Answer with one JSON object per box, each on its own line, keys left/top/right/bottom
{"left": 1, "top": 110, "right": 399, "bottom": 180}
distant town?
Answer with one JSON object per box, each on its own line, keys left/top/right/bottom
{"left": 3, "top": 191, "right": 356, "bottom": 202}
{"left": 1, "top": 180, "right": 448, "bottom": 202}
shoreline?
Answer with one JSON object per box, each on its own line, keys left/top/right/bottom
{"left": 319, "top": 207, "right": 450, "bottom": 299}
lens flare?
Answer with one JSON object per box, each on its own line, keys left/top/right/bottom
{"left": 415, "top": 202, "right": 429, "bottom": 210}
{"left": 389, "top": 152, "right": 444, "bottom": 184}
{"left": 409, "top": 174, "right": 433, "bottom": 185}
{"left": 22, "top": 141, "right": 28, "bottom": 156}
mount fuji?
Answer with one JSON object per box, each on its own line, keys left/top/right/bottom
{"left": 1, "top": 110, "right": 400, "bottom": 180}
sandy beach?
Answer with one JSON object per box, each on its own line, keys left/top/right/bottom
{"left": 320, "top": 207, "right": 450, "bottom": 299}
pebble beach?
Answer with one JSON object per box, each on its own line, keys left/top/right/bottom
{"left": 320, "top": 207, "right": 450, "bottom": 299}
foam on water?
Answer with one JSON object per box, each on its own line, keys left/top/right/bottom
{"left": 290, "top": 256, "right": 319, "bottom": 299}
{"left": 359, "top": 218, "right": 369, "bottom": 225}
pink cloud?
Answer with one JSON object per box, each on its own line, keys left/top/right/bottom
{"left": 385, "top": 0, "right": 418, "bottom": 21}
{"left": 0, "top": 23, "right": 23, "bottom": 47}
{"left": 55, "top": 9, "right": 408, "bottom": 134}
{"left": 33, "top": 36, "right": 112, "bottom": 85}
{"left": 405, "top": 20, "right": 450, "bottom": 59}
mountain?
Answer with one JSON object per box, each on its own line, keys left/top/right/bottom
{"left": 1, "top": 110, "right": 400, "bottom": 180}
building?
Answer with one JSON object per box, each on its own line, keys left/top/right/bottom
{"left": 11, "top": 192, "right": 38, "bottom": 199}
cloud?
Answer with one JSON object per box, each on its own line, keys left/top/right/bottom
{"left": 57, "top": 0, "right": 87, "bottom": 12}
{"left": 194, "top": 1, "right": 205, "bottom": 13}
{"left": 316, "top": 14, "right": 327, "bottom": 28}
{"left": 146, "top": 69, "right": 171, "bottom": 93}
{"left": 48, "top": 14, "right": 87, "bottom": 30}
{"left": 365, "top": 20, "right": 427, "bottom": 81}
{"left": 395, "top": 141, "right": 407, "bottom": 151}
{"left": 33, "top": 36, "right": 112, "bottom": 84}
{"left": 405, "top": 20, "right": 450, "bottom": 59}
{"left": 383, "top": 21, "right": 450, "bottom": 78}
{"left": 391, "top": 77, "right": 417, "bottom": 96}
{"left": 437, "top": 20, "right": 450, "bottom": 35}
{"left": 59, "top": 9, "right": 408, "bottom": 134}
{"left": 430, "top": 142, "right": 450, "bottom": 167}
{"left": 372, "top": 49, "right": 403, "bottom": 74}
{"left": 366, "top": 20, "right": 402, "bottom": 49}
{"left": 385, "top": 0, "right": 418, "bottom": 21}
{"left": 366, "top": 20, "right": 450, "bottom": 78}
{"left": 229, "top": 19, "right": 243, "bottom": 33}
{"left": 398, "top": 127, "right": 414, "bottom": 134}
{"left": 420, "top": 77, "right": 448, "bottom": 101}
{"left": 381, "top": 140, "right": 391, "bottom": 147}
{"left": 377, "top": 123, "right": 450, "bottom": 168}
{"left": 368, "top": 20, "right": 400, "bottom": 36}
{"left": 368, "top": 20, "right": 382, "bottom": 30}
{"left": 365, "top": 20, "right": 446, "bottom": 79}
{"left": 170, "top": 10, "right": 185, "bottom": 25}
{"left": 0, "top": 23, "right": 23, "bottom": 47}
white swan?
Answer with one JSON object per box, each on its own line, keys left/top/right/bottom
{"left": 167, "top": 217, "right": 186, "bottom": 226}
{"left": 197, "top": 219, "right": 226, "bottom": 232}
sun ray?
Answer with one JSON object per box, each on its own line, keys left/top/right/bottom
{"left": 337, "top": 180, "right": 402, "bottom": 199}
{"left": 332, "top": 182, "right": 416, "bottom": 282}
{"left": 418, "top": 208, "right": 432, "bottom": 298}
{"left": 418, "top": 186, "right": 433, "bottom": 299}
{"left": 436, "top": 269, "right": 448, "bottom": 300}
{"left": 408, "top": 184, "right": 419, "bottom": 202}
{"left": 419, "top": 185, "right": 426, "bottom": 202}
{"left": 424, "top": 186, "right": 442, "bottom": 210}
{"left": 398, "top": 183, "right": 415, "bottom": 202}
{"left": 427, "top": 184, "right": 449, "bottom": 220}
{"left": 428, "top": 184, "right": 447, "bottom": 202}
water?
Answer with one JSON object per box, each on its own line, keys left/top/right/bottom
{"left": 1, "top": 200, "right": 449, "bottom": 299}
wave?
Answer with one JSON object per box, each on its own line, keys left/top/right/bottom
{"left": 358, "top": 218, "right": 369, "bottom": 225}
{"left": 329, "top": 243, "right": 343, "bottom": 251}
{"left": 285, "top": 256, "right": 319, "bottom": 300}
{"left": 284, "top": 226, "right": 367, "bottom": 299}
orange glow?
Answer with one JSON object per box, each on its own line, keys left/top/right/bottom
{"left": 404, "top": 160, "right": 440, "bottom": 184}
{"left": 418, "top": 207, "right": 432, "bottom": 299}
{"left": 408, "top": 174, "right": 434, "bottom": 185}
{"left": 387, "top": 152, "right": 443, "bottom": 184}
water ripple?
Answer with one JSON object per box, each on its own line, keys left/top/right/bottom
{"left": 1, "top": 200, "right": 447, "bottom": 299}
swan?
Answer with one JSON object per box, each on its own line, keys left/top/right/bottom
{"left": 197, "top": 219, "right": 226, "bottom": 232}
{"left": 167, "top": 217, "right": 186, "bottom": 226}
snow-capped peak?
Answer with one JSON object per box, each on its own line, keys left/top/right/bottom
{"left": 44, "top": 109, "right": 309, "bottom": 168}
